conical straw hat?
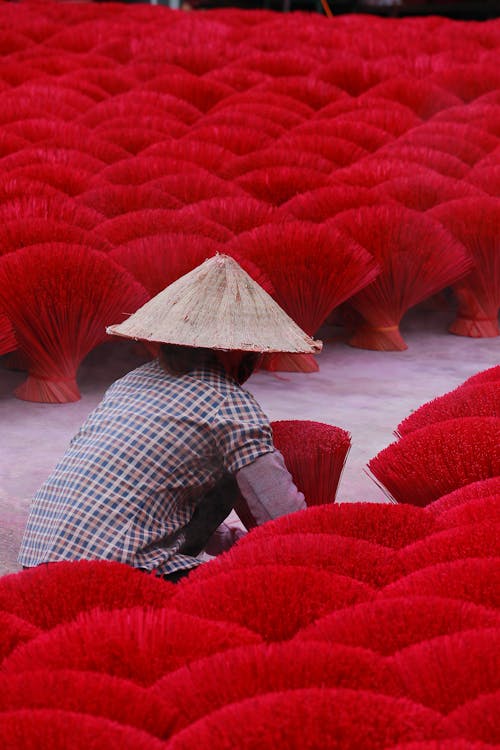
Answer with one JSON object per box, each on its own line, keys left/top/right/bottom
{"left": 107, "top": 254, "right": 322, "bottom": 354}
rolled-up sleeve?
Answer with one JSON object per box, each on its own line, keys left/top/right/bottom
{"left": 236, "top": 450, "right": 306, "bottom": 525}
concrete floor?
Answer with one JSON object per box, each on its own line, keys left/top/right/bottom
{"left": 1, "top": 305, "right": 498, "bottom": 576}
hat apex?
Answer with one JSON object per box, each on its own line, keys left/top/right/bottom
{"left": 107, "top": 254, "right": 322, "bottom": 355}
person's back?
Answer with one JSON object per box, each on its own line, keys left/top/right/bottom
{"left": 18, "top": 357, "right": 274, "bottom": 576}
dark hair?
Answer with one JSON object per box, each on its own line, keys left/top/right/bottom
{"left": 159, "top": 344, "right": 217, "bottom": 376}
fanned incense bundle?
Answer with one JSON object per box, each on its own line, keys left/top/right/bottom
{"left": 316, "top": 97, "right": 421, "bottom": 135}
{"left": 165, "top": 689, "right": 447, "bottom": 750}
{"left": 182, "top": 124, "right": 273, "bottom": 155}
{"left": 392, "top": 628, "right": 500, "bottom": 713}
{"left": 97, "top": 208, "right": 231, "bottom": 246}
{"left": 0, "top": 711, "right": 167, "bottom": 750}
{"left": 97, "top": 156, "right": 203, "bottom": 186}
{"left": 0, "top": 671, "right": 175, "bottom": 739}
{"left": 444, "top": 694, "right": 500, "bottom": 746}
{"left": 368, "top": 417, "right": 500, "bottom": 506}
{"left": 187, "top": 533, "right": 400, "bottom": 588}
{"left": 222, "top": 147, "right": 331, "bottom": 179}
{"left": 79, "top": 91, "right": 200, "bottom": 128}
{"left": 398, "top": 523, "right": 498, "bottom": 574}
{"left": 198, "top": 110, "right": 287, "bottom": 139}
{"left": 142, "top": 138, "right": 234, "bottom": 176}
{"left": 461, "top": 366, "right": 500, "bottom": 388}
{"left": 5, "top": 162, "right": 92, "bottom": 196}
{"left": 178, "top": 196, "right": 281, "bottom": 234}
{"left": 0, "top": 611, "right": 40, "bottom": 663}
{"left": 0, "top": 560, "right": 174, "bottom": 630}
{"left": 373, "top": 173, "right": 482, "bottom": 211}
{"left": 428, "top": 476, "right": 500, "bottom": 516}
{"left": 152, "top": 642, "right": 399, "bottom": 733}
{"left": 235, "top": 502, "right": 437, "bottom": 550}
{"left": 77, "top": 184, "right": 179, "bottom": 218}
{"left": 0, "top": 217, "right": 111, "bottom": 254}
{"left": 430, "top": 197, "right": 500, "bottom": 337}
{"left": 333, "top": 205, "right": 472, "bottom": 350}
{"left": 271, "top": 419, "right": 351, "bottom": 504}
{"left": 281, "top": 184, "right": 383, "bottom": 223}
{"left": 0, "top": 607, "right": 261, "bottom": 684}
{"left": 292, "top": 118, "right": 393, "bottom": 152}
{"left": 296, "top": 596, "right": 499, "bottom": 655}
{"left": 0, "top": 244, "right": 148, "bottom": 402}
{"left": 381, "top": 558, "right": 500, "bottom": 609}
{"left": 228, "top": 220, "right": 378, "bottom": 370}
{"left": 169, "top": 565, "right": 373, "bottom": 642}
{"left": 149, "top": 171, "right": 243, "bottom": 204}
{"left": 367, "top": 77, "right": 462, "bottom": 118}
{"left": 110, "top": 234, "right": 222, "bottom": 296}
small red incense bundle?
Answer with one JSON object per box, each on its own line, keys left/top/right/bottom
{"left": 271, "top": 419, "right": 351, "bottom": 505}
{"left": 333, "top": 204, "right": 473, "bottom": 350}
{"left": 0, "top": 243, "right": 149, "bottom": 402}
{"left": 368, "top": 417, "right": 500, "bottom": 506}
{"left": 429, "top": 197, "right": 500, "bottom": 337}
{"left": 236, "top": 166, "right": 329, "bottom": 206}
{"left": 427, "top": 476, "right": 500, "bottom": 517}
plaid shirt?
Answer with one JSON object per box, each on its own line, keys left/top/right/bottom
{"left": 18, "top": 360, "right": 274, "bottom": 575}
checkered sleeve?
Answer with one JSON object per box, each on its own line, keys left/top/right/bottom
{"left": 212, "top": 390, "right": 275, "bottom": 475}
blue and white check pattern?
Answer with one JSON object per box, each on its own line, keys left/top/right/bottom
{"left": 18, "top": 360, "right": 274, "bottom": 576}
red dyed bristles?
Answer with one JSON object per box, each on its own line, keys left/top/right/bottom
{"left": 222, "top": 147, "right": 332, "bottom": 180}
{"left": 270, "top": 419, "right": 351, "bottom": 505}
{"left": 466, "top": 164, "right": 500, "bottom": 197}
{"left": 368, "top": 417, "right": 500, "bottom": 506}
{"left": 398, "top": 522, "right": 499, "bottom": 574}
{"left": 391, "top": 628, "right": 500, "bottom": 713}
{"left": 335, "top": 157, "right": 437, "bottom": 189}
{"left": 97, "top": 156, "right": 203, "bottom": 187}
{"left": 0, "top": 671, "right": 176, "bottom": 739}
{"left": 211, "top": 89, "right": 313, "bottom": 120}
{"left": 5, "top": 161, "right": 93, "bottom": 196}
{"left": 427, "top": 476, "right": 500, "bottom": 516}
{"left": 237, "top": 166, "right": 329, "bottom": 205}
{"left": 0, "top": 560, "right": 174, "bottom": 630}
{"left": 148, "top": 171, "right": 243, "bottom": 205}
{"left": 94, "top": 125, "right": 180, "bottom": 155}
{"left": 281, "top": 184, "right": 383, "bottom": 223}
{"left": 228, "top": 220, "right": 378, "bottom": 338}
{"left": 77, "top": 184, "right": 179, "bottom": 218}
{"left": 444, "top": 693, "right": 500, "bottom": 746}
{"left": 258, "top": 76, "right": 344, "bottom": 110}
{"left": 152, "top": 641, "right": 400, "bottom": 734}
{"left": 399, "top": 132, "right": 486, "bottom": 167}
{"left": 79, "top": 91, "right": 200, "bottom": 128}
{"left": 333, "top": 205, "right": 472, "bottom": 350}
{"left": 317, "top": 97, "right": 421, "bottom": 135}
{"left": 373, "top": 173, "right": 482, "bottom": 211}
{"left": 0, "top": 243, "right": 149, "bottom": 402}
{"left": 461, "top": 366, "right": 500, "bottom": 388}
{"left": 0, "top": 145, "right": 106, "bottom": 175}
{"left": 0, "top": 194, "right": 104, "bottom": 230}
{"left": 278, "top": 134, "right": 369, "bottom": 168}
{"left": 375, "top": 143, "right": 468, "bottom": 178}
{"left": 429, "top": 197, "right": 500, "bottom": 337}
{"left": 293, "top": 118, "right": 393, "bottom": 152}
{"left": 178, "top": 196, "right": 282, "bottom": 235}
{"left": 198, "top": 110, "right": 287, "bottom": 140}
{"left": 0, "top": 710, "right": 167, "bottom": 750}
{"left": 234, "top": 502, "right": 437, "bottom": 550}
{"left": 396, "top": 383, "right": 500, "bottom": 437}
{"left": 295, "top": 596, "right": 499, "bottom": 655}
{"left": 182, "top": 124, "right": 273, "bottom": 156}
{"left": 143, "top": 72, "right": 233, "bottom": 112}
{"left": 0, "top": 313, "right": 17, "bottom": 356}
{"left": 169, "top": 565, "right": 374, "bottom": 642}
{"left": 97, "top": 208, "right": 231, "bottom": 246}
{"left": 367, "top": 77, "right": 462, "bottom": 118}
{"left": 165, "top": 688, "right": 448, "bottom": 750}
{"left": 0, "top": 217, "right": 111, "bottom": 254}
{"left": 316, "top": 56, "right": 381, "bottom": 96}
{"left": 187, "top": 532, "right": 401, "bottom": 588}
{"left": 0, "top": 612, "right": 40, "bottom": 664}
{"left": 0, "top": 607, "right": 261, "bottom": 684}
{"left": 430, "top": 63, "right": 500, "bottom": 103}
{"left": 381, "top": 558, "right": 500, "bottom": 609}
{"left": 141, "top": 138, "right": 234, "bottom": 176}
{"left": 110, "top": 234, "right": 222, "bottom": 296}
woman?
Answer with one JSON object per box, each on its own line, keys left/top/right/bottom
{"left": 18, "top": 255, "right": 322, "bottom": 581}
